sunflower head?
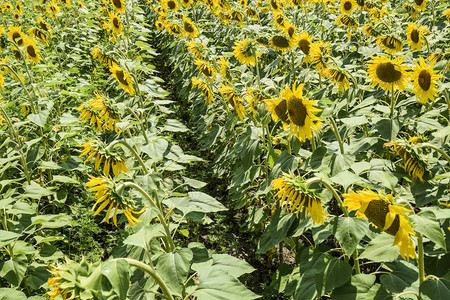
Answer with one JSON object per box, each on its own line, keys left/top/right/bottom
{"left": 182, "top": 16, "right": 199, "bottom": 38}
{"left": 411, "top": 56, "right": 442, "bottom": 104}
{"left": 340, "top": 0, "right": 356, "bottom": 14}
{"left": 164, "top": 0, "right": 179, "bottom": 11}
{"left": 111, "top": 0, "right": 126, "bottom": 13}
{"left": 23, "top": 37, "right": 42, "bottom": 64}
{"left": 194, "top": 59, "right": 217, "bottom": 78}
{"left": 191, "top": 77, "right": 214, "bottom": 104}
{"left": 218, "top": 84, "right": 246, "bottom": 121}
{"left": 407, "top": 22, "right": 427, "bottom": 51}
{"left": 269, "top": 34, "right": 292, "bottom": 52}
{"left": 367, "top": 55, "right": 410, "bottom": 92}
{"left": 324, "top": 67, "right": 351, "bottom": 91}
{"left": 343, "top": 190, "right": 415, "bottom": 260}
{"left": 233, "top": 39, "right": 260, "bottom": 66}
{"left": 8, "top": 25, "right": 25, "bottom": 47}
{"left": 336, "top": 14, "right": 358, "bottom": 31}
{"left": 294, "top": 31, "right": 312, "bottom": 61}
{"left": 245, "top": 87, "right": 266, "bottom": 116}
{"left": 186, "top": 41, "right": 207, "bottom": 60}
{"left": 402, "top": 4, "right": 417, "bottom": 18}
{"left": 110, "top": 65, "right": 135, "bottom": 95}
{"left": 271, "top": 173, "right": 328, "bottom": 224}
{"left": 362, "top": 24, "right": 379, "bottom": 39}
{"left": 310, "top": 41, "right": 330, "bottom": 73}
{"left": 414, "top": 0, "right": 427, "bottom": 12}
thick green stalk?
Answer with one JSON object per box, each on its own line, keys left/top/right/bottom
{"left": 420, "top": 143, "right": 450, "bottom": 164}
{"left": 106, "top": 140, "right": 149, "bottom": 174}
{"left": 417, "top": 232, "right": 425, "bottom": 286}
{"left": 328, "top": 118, "right": 344, "bottom": 155}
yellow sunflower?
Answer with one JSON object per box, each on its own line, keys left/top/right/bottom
{"left": 444, "top": 9, "right": 450, "bottom": 23}
{"left": 23, "top": 37, "right": 42, "bottom": 64}
{"left": 15, "top": 1, "right": 23, "bottom": 13}
{"left": 336, "top": 14, "right": 358, "bottom": 31}
{"left": 155, "top": 18, "right": 164, "bottom": 30}
{"left": 8, "top": 25, "right": 26, "bottom": 47}
{"left": 269, "top": 34, "right": 292, "bottom": 52}
{"left": 402, "top": 4, "right": 417, "bottom": 18}
{"left": 13, "top": 11, "right": 20, "bottom": 21}
{"left": 362, "top": 24, "right": 380, "bottom": 40}
{"left": 245, "top": 7, "right": 259, "bottom": 21}
{"left": 165, "top": 22, "right": 183, "bottom": 37}
{"left": 340, "top": 0, "right": 356, "bottom": 14}
{"left": 324, "top": 68, "right": 350, "bottom": 92}
{"left": 217, "top": 84, "right": 246, "bottom": 121}
{"left": 273, "top": 12, "right": 286, "bottom": 30}
{"left": 284, "top": 23, "right": 296, "bottom": 38}
{"left": 264, "top": 98, "right": 290, "bottom": 131}
{"left": 410, "top": 57, "right": 442, "bottom": 104}
{"left": 229, "top": 9, "right": 244, "bottom": 26}
{"left": 28, "top": 27, "right": 49, "bottom": 45}
{"left": 219, "top": 56, "right": 231, "bottom": 80}
{"left": 180, "top": 0, "right": 193, "bottom": 7}
{"left": 406, "top": 22, "right": 427, "bottom": 51}
{"left": 91, "top": 47, "right": 117, "bottom": 67}
{"left": 194, "top": 59, "right": 217, "bottom": 78}
{"left": 78, "top": 1, "right": 84, "bottom": 8}
{"left": 109, "top": 13, "right": 122, "bottom": 34}
{"left": 343, "top": 190, "right": 415, "bottom": 261}
{"left": 384, "top": 139, "right": 427, "bottom": 182}
{"left": 86, "top": 176, "right": 145, "bottom": 227}
{"left": 47, "top": 2, "right": 60, "bottom": 17}
{"left": 110, "top": 65, "right": 135, "bottom": 95}
{"left": 269, "top": 0, "right": 282, "bottom": 12}
{"left": 111, "top": 0, "right": 126, "bottom": 13}
{"left": 367, "top": 55, "right": 410, "bottom": 92}
{"left": 272, "top": 173, "right": 328, "bottom": 224}
{"left": 377, "top": 35, "right": 403, "bottom": 55}
{"left": 77, "top": 101, "right": 104, "bottom": 132}
{"left": 78, "top": 141, "right": 129, "bottom": 177}
{"left": 182, "top": 16, "right": 199, "bottom": 38}
{"left": 414, "top": 0, "right": 426, "bottom": 12}
{"left": 186, "top": 41, "right": 206, "bottom": 60}
{"left": 191, "top": 77, "right": 214, "bottom": 104}
{"left": 294, "top": 31, "right": 312, "bottom": 62}
{"left": 79, "top": 93, "right": 122, "bottom": 133}
{"left": 164, "top": 0, "right": 179, "bottom": 11}
{"left": 310, "top": 41, "right": 330, "bottom": 74}
{"left": 233, "top": 39, "right": 260, "bottom": 66}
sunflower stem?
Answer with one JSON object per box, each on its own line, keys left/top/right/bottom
{"left": 128, "top": 107, "right": 149, "bottom": 143}
{"left": 106, "top": 140, "right": 149, "bottom": 174}
{"left": 328, "top": 118, "right": 344, "bottom": 155}
{"left": 123, "top": 258, "right": 174, "bottom": 300}
{"left": 389, "top": 90, "right": 396, "bottom": 119}
{"left": 253, "top": 48, "right": 262, "bottom": 90}
{"left": 417, "top": 232, "right": 425, "bottom": 286}
{"left": 420, "top": 143, "right": 450, "bottom": 165}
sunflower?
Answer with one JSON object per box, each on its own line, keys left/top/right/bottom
{"left": 164, "top": 0, "right": 179, "bottom": 11}
{"left": 444, "top": 9, "right": 450, "bottom": 23}
{"left": 165, "top": 22, "right": 183, "bottom": 36}
{"left": 13, "top": 11, "right": 20, "bottom": 20}
{"left": 46, "top": 263, "right": 72, "bottom": 300}
{"left": 186, "top": 41, "right": 206, "bottom": 60}
{"left": 324, "top": 68, "right": 350, "bottom": 91}
{"left": 78, "top": 1, "right": 84, "bottom": 8}
{"left": 384, "top": 139, "right": 427, "bottom": 182}
{"left": 217, "top": 84, "right": 246, "bottom": 121}
{"left": 8, "top": 25, "right": 25, "bottom": 47}
{"left": 245, "top": 87, "right": 266, "bottom": 116}
{"left": 111, "top": 0, "right": 126, "bottom": 13}
{"left": 23, "top": 37, "right": 42, "bottom": 64}
{"left": 233, "top": 39, "right": 260, "bottom": 66}
{"left": 294, "top": 31, "right": 312, "bottom": 62}
{"left": 264, "top": 98, "right": 290, "bottom": 130}
{"left": 109, "top": 13, "right": 122, "bottom": 34}
{"left": 245, "top": 7, "right": 259, "bottom": 21}
{"left": 343, "top": 190, "right": 415, "bottom": 260}
{"left": 269, "top": 34, "right": 292, "bottom": 52}
{"left": 28, "top": 27, "right": 49, "bottom": 45}
{"left": 340, "top": 0, "right": 356, "bottom": 14}
{"left": 77, "top": 101, "right": 104, "bottom": 132}
{"left": 86, "top": 176, "right": 145, "bottom": 227}
{"left": 180, "top": 0, "right": 193, "bottom": 7}
{"left": 91, "top": 47, "right": 117, "bottom": 67}
{"left": 194, "top": 59, "right": 217, "bottom": 78}
{"left": 410, "top": 57, "right": 442, "bottom": 104}
{"left": 219, "top": 56, "right": 231, "bottom": 80}
{"left": 402, "top": 4, "right": 417, "bottom": 18}
{"left": 47, "top": 2, "right": 60, "bottom": 17}
{"left": 0, "top": 72, "right": 5, "bottom": 89}
{"left": 182, "top": 16, "right": 199, "bottom": 38}
{"left": 4, "top": 3, "right": 13, "bottom": 12}
{"left": 21, "top": 104, "right": 30, "bottom": 116}
{"left": 284, "top": 23, "right": 296, "bottom": 38}
{"left": 367, "top": 55, "right": 410, "bottom": 92}
{"left": 229, "top": 9, "right": 244, "bottom": 26}
{"left": 273, "top": 12, "right": 286, "bottom": 30}
{"left": 191, "top": 77, "right": 214, "bottom": 104}
{"left": 272, "top": 173, "right": 328, "bottom": 224}
{"left": 406, "top": 22, "right": 427, "bottom": 51}
{"left": 155, "top": 18, "right": 164, "bottom": 30}
{"left": 414, "top": 0, "right": 426, "bottom": 12}
{"left": 269, "top": 0, "right": 282, "bottom": 12}
{"left": 15, "top": 1, "right": 23, "bottom": 13}
{"left": 310, "top": 41, "right": 330, "bottom": 74}
{"left": 217, "top": 0, "right": 231, "bottom": 10}
{"left": 356, "top": 0, "right": 364, "bottom": 8}
{"left": 110, "top": 65, "right": 135, "bottom": 95}
{"left": 336, "top": 14, "right": 358, "bottom": 31}
{"left": 78, "top": 141, "right": 129, "bottom": 177}
{"left": 362, "top": 24, "right": 380, "bottom": 39}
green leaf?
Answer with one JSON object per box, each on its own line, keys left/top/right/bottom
{"left": 329, "top": 217, "right": 368, "bottom": 256}
{"left": 257, "top": 209, "right": 298, "bottom": 254}
{"left": 210, "top": 254, "right": 255, "bottom": 278}
{"left": 166, "top": 192, "right": 227, "bottom": 214}
{"left": 420, "top": 279, "right": 450, "bottom": 300}
{"left": 332, "top": 274, "right": 376, "bottom": 299}
{"left": 13, "top": 241, "right": 35, "bottom": 255}
{"left": 0, "top": 254, "right": 27, "bottom": 286}
{"left": 323, "top": 259, "right": 353, "bottom": 293}
{"left": 0, "top": 230, "right": 20, "bottom": 248}
{"left": 102, "top": 259, "right": 129, "bottom": 300}
{"left": 0, "top": 288, "right": 27, "bottom": 300}
{"left": 155, "top": 248, "right": 193, "bottom": 296}
{"left": 375, "top": 118, "right": 400, "bottom": 140}
{"left": 413, "top": 211, "right": 446, "bottom": 250}
{"left": 164, "top": 119, "right": 189, "bottom": 132}
{"left": 331, "top": 171, "right": 363, "bottom": 190}
{"left": 34, "top": 236, "right": 64, "bottom": 245}
{"left": 26, "top": 266, "right": 50, "bottom": 290}
{"left": 182, "top": 176, "right": 207, "bottom": 189}
{"left": 359, "top": 232, "right": 400, "bottom": 262}
{"left": 27, "top": 110, "right": 50, "bottom": 127}
{"left": 123, "top": 224, "right": 165, "bottom": 251}
{"left": 31, "top": 214, "right": 63, "bottom": 225}
{"left": 380, "top": 260, "right": 418, "bottom": 294}
{"left": 369, "top": 171, "right": 398, "bottom": 191}
{"left": 194, "top": 267, "right": 260, "bottom": 299}
{"left": 23, "top": 184, "right": 53, "bottom": 199}
{"left": 52, "top": 175, "right": 80, "bottom": 184}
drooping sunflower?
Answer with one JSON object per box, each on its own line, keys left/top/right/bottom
{"left": 340, "top": 0, "right": 356, "bottom": 14}
{"left": 23, "top": 37, "right": 42, "bottom": 64}
{"left": 194, "top": 59, "right": 217, "bottom": 78}
{"left": 217, "top": 84, "right": 246, "bottom": 121}
{"left": 272, "top": 173, "right": 328, "bottom": 224}
{"left": 229, "top": 9, "right": 244, "bottom": 26}
{"left": 402, "top": 4, "right": 417, "bottom": 18}
{"left": 245, "top": 87, "right": 266, "bottom": 116}
{"left": 336, "top": 14, "right": 358, "bottom": 31}
{"left": 219, "top": 56, "right": 231, "bottom": 80}
{"left": 414, "top": 0, "right": 426, "bottom": 12}
{"left": 406, "top": 22, "right": 427, "bottom": 51}
{"left": 91, "top": 47, "right": 117, "bottom": 67}
{"left": 60, "top": 0, "right": 71, "bottom": 6}
{"left": 245, "top": 7, "right": 259, "bottom": 21}
{"left": 356, "top": 0, "right": 364, "bottom": 8}
{"left": 343, "top": 190, "right": 415, "bottom": 260}
{"left": 13, "top": 11, "right": 20, "bottom": 21}
{"left": 410, "top": 57, "right": 442, "bottom": 104}
{"left": 110, "top": 65, "right": 135, "bottom": 95}
{"left": 217, "top": 0, "right": 231, "bottom": 10}
{"left": 180, "top": 0, "right": 193, "bottom": 7}
{"left": 264, "top": 98, "right": 290, "bottom": 131}
{"left": 8, "top": 25, "right": 25, "bottom": 47}
{"left": 86, "top": 175, "right": 145, "bottom": 227}
{"left": 362, "top": 24, "right": 380, "bottom": 39}
{"left": 182, "top": 16, "right": 199, "bottom": 38}
{"left": 384, "top": 139, "right": 427, "bottom": 182}
{"left": 185, "top": 41, "right": 206, "bottom": 60}
{"left": 233, "top": 39, "right": 260, "bottom": 66}
{"left": 294, "top": 31, "right": 312, "bottom": 62}
{"left": 273, "top": 12, "right": 286, "bottom": 30}
{"left": 324, "top": 67, "right": 351, "bottom": 92}
{"left": 367, "top": 55, "right": 410, "bottom": 92}
{"left": 28, "top": 27, "right": 49, "bottom": 45}
{"left": 284, "top": 23, "right": 296, "bottom": 38}
{"left": 47, "top": 2, "right": 61, "bottom": 17}
{"left": 310, "top": 41, "right": 330, "bottom": 74}
{"left": 191, "top": 77, "right": 214, "bottom": 104}
{"left": 15, "top": 1, "right": 23, "bottom": 13}
{"left": 77, "top": 101, "right": 104, "bottom": 132}
{"left": 269, "top": 34, "right": 292, "bottom": 52}
{"left": 368, "top": 7, "right": 388, "bottom": 23}
{"left": 444, "top": 9, "right": 450, "bottom": 23}
{"left": 269, "top": 0, "right": 282, "bottom": 12}
{"left": 109, "top": 13, "right": 122, "bottom": 34}
{"left": 164, "top": 0, "right": 179, "bottom": 11}
{"left": 111, "top": 0, "right": 126, "bottom": 13}
{"left": 377, "top": 35, "right": 403, "bottom": 55}
{"left": 165, "top": 22, "right": 183, "bottom": 37}
{"left": 79, "top": 93, "right": 122, "bottom": 132}
{"left": 78, "top": 141, "right": 129, "bottom": 177}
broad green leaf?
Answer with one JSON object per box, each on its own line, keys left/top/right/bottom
{"left": 52, "top": 175, "right": 80, "bottom": 184}
{"left": 13, "top": 241, "right": 35, "bottom": 255}
{"left": 0, "top": 230, "right": 20, "bottom": 248}
{"left": 375, "top": 118, "right": 400, "bottom": 140}
{"left": 0, "top": 288, "right": 27, "bottom": 300}
{"left": 155, "top": 248, "right": 193, "bottom": 296}
{"left": 37, "top": 245, "right": 64, "bottom": 262}
{"left": 194, "top": 267, "right": 260, "bottom": 300}
{"left": 182, "top": 176, "right": 207, "bottom": 189}
{"left": 26, "top": 266, "right": 50, "bottom": 290}
{"left": 189, "top": 242, "right": 213, "bottom": 271}
{"left": 102, "top": 259, "right": 129, "bottom": 300}
{"left": 331, "top": 171, "right": 362, "bottom": 190}
{"left": 38, "top": 161, "right": 62, "bottom": 170}
{"left": 369, "top": 171, "right": 398, "bottom": 191}
{"left": 211, "top": 254, "right": 255, "bottom": 278}
{"left": 323, "top": 258, "right": 353, "bottom": 293}
{"left": 329, "top": 217, "right": 368, "bottom": 256}
{"left": 420, "top": 279, "right": 450, "bottom": 300}
{"left": 332, "top": 274, "right": 377, "bottom": 300}
{"left": 31, "top": 214, "right": 64, "bottom": 225}
{"left": 380, "top": 260, "right": 418, "bottom": 294}
{"left": 413, "top": 211, "right": 446, "bottom": 250}
{"left": 164, "top": 119, "right": 189, "bottom": 132}
{"left": 172, "top": 192, "right": 227, "bottom": 214}
{"left": 23, "top": 184, "right": 53, "bottom": 199}
{"left": 257, "top": 209, "right": 298, "bottom": 254}
{"left": 359, "top": 232, "right": 399, "bottom": 262}
{"left": 123, "top": 224, "right": 165, "bottom": 251}
{"left": 269, "top": 263, "right": 293, "bottom": 294}
{"left": 27, "top": 110, "right": 50, "bottom": 127}
{"left": 34, "top": 236, "right": 64, "bottom": 245}
{"left": 0, "top": 254, "right": 27, "bottom": 286}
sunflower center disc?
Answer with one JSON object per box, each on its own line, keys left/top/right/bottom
{"left": 288, "top": 27, "right": 295, "bottom": 38}
{"left": 27, "top": 45, "right": 37, "bottom": 57}
{"left": 364, "top": 200, "right": 390, "bottom": 231}
{"left": 184, "top": 22, "right": 194, "bottom": 32}
{"left": 40, "top": 22, "right": 48, "bottom": 31}
{"left": 168, "top": 1, "right": 176, "bottom": 9}
{"left": 376, "top": 63, "right": 402, "bottom": 83}
{"left": 113, "top": 18, "right": 120, "bottom": 28}
{"left": 418, "top": 70, "right": 431, "bottom": 91}
{"left": 298, "top": 39, "right": 310, "bottom": 55}
{"left": 344, "top": 1, "right": 352, "bottom": 10}
{"left": 12, "top": 32, "right": 21, "bottom": 42}
{"left": 272, "top": 36, "right": 289, "bottom": 48}
{"left": 287, "top": 98, "right": 307, "bottom": 127}
{"left": 113, "top": 0, "right": 122, "bottom": 8}
{"left": 116, "top": 70, "right": 128, "bottom": 86}
{"left": 274, "top": 100, "right": 290, "bottom": 123}
{"left": 411, "top": 29, "right": 419, "bottom": 43}
{"left": 202, "top": 66, "right": 213, "bottom": 77}
{"left": 357, "top": 0, "right": 364, "bottom": 6}
{"left": 383, "top": 37, "right": 399, "bottom": 50}
{"left": 414, "top": 0, "right": 423, "bottom": 5}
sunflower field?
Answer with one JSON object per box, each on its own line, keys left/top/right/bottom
{"left": 0, "top": 0, "right": 449, "bottom": 299}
